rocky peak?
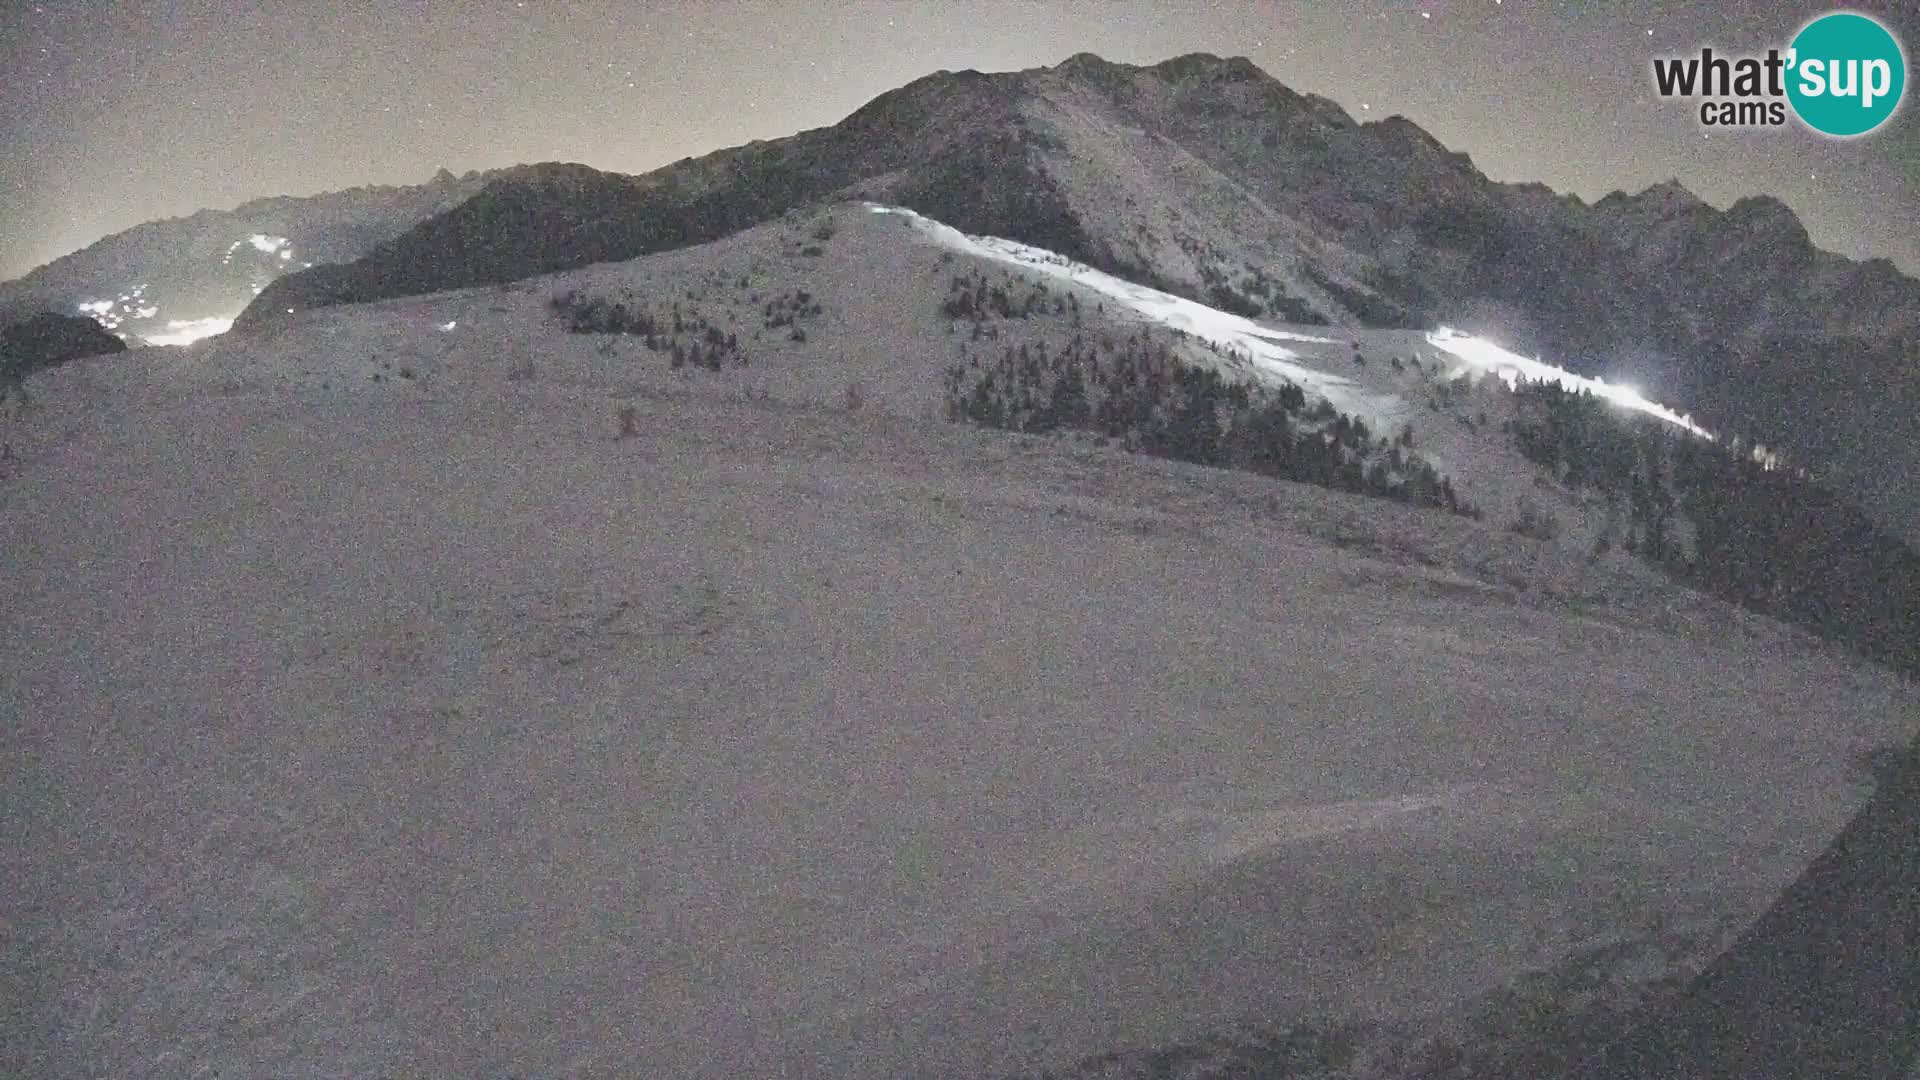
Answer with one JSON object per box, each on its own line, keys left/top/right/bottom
{"left": 1639, "top": 178, "right": 1705, "bottom": 208}
{"left": 1367, "top": 115, "right": 1451, "bottom": 154}
{"left": 1724, "top": 194, "right": 1806, "bottom": 236}
{"left": 1150, "top": 52, "right": 1260, "bottom": 81}
{"left": 1055, "top": 52, "right": 1118, "bottom": 75}
{"left": 1593, "top": 179, "right": 1710, "bottom": 221}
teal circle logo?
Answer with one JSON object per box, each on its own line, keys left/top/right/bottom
{"left": 1786, "top": 11, "right": 1906, "bottom": 136}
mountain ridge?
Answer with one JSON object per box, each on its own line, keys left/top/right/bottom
{"left": 14, "top": 50, "right": 1917, "bottom": 536}
{"left": 238, "top": 52, "right": 1918, "bottom": 343}
{"left": 0, "top": 166, "right": 524, "bottom": 338}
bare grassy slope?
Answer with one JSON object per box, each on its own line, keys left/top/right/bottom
{"left": 4, "top": 212, "right": 1915, "bottom": 1079}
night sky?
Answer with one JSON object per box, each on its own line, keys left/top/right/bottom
{"left": 3, "top": 0, "right": 1916, "bottom": 282}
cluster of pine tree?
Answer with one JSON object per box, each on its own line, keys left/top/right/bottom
{"left": 1509, "top": 380, "right": 1681, "bottom": 559}
{"left": 1196, "top": 265, "right": 1264, "bottom": 319}
{"left": 1167, "top": 234, "right": 1326, "bottom": 325}
{"left": 1203, "top": 283, "right": 1263, "bottom": 319}
{"left": 941, "top": 268, "right": 1071, "bottom": 322}
{"left": 1301, "top": 265, "right": 1428, "bottom": 330}
{"left": 762, "top": 289, "right": 824, "bottom": 338}
{"left": 1235, "top": 266, "right": 1325, "bottom": 325}
{"left": 549, "top": 289, "right": 739, "bottom": 371}
{"left": 940, "top": 323, "right": 1472, "bottom": 517}
{"left": 1676, "top": 441, "right": 1920, "bottom": 673}
{"left": 1507, "top": 379, "right": 1920, "bottom": 675}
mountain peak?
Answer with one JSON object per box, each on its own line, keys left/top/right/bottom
{"left": 1151, "top": 52, "right": 1266, "bottom": 82}
{"left": 1049, "top": 51, "right": 1135, "bottom": 94}
{"left": 1726, "top": 192, "right": 1797, "bottom": 222}
{"left": 1593, "top": 178, "right": 1709, "bottom": 219}
{"left": 1056, "top": 51, "right": 1116, "bottom": 72}
{"left": 1361, "top": 114, "right": 1473, "bottom": 169}
{"left": 1372, "top": 114, "right": 1444, "bottom": 144}
{"left": 1051, "top": 51, "right": 1268, "bottom": 85}
{"left": 1638, "top": 178, "right": 1704, "bottom": 206}
{"left": 1724, "top": 193, "right": 1810, "bottom": 248}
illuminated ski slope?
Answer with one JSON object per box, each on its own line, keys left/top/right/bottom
{"left": 863, "top": 204, "right": 1398, "bottom": 419}
{"left": 1425, "top": 326, "right": 1713, "bottom": 440}
{"left": 867, "top": 203, "right": 1717, "bottom": 445}
{"left": 141, "top": 317, "right": 236, "bottom": 347}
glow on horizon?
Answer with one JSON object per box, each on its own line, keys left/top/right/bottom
{"left": 141, "top": 316, "right": 233, "bottom": 347}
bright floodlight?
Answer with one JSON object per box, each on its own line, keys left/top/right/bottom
{"left": 1426, "top": 326, "right": 1711, "bottom": 440}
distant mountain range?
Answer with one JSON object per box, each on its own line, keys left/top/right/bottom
{"left": 9, "top": 52, "right": 1917, "bottom": 536}
{"left": 0, "top": 167, "right": 513, "bottom": 340}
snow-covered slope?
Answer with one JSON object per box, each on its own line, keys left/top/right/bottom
{"left": 6, "top": 196, "right": 1919, "bottom": 1078}
{"left": 870, "top": 205, "right": 1360, "bottom": 406}
{"left": 861, "top": 203, "right": 1742, "bottom": 557}
{"left": 21, "top": 198, "right": 1783, "bottom": 569}
{"left": 872, "top": 204, "right": 1717, "bottom": 437}
{"left": 215, "top": 52, "right": 1915, "bottom": 543}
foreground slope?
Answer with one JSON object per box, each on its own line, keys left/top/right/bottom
{"left": 6, "top": 206, "right": 1918, "bottom": 1079}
